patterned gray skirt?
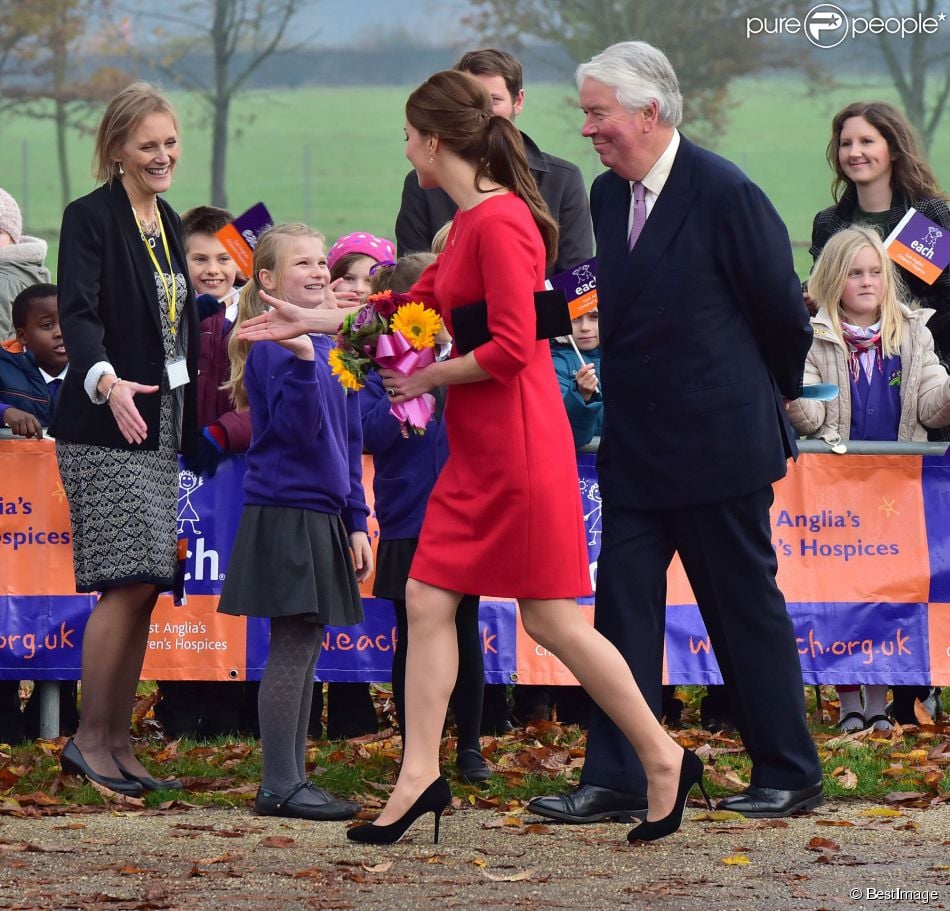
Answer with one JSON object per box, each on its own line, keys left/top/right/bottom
{"left": 56, "top": 393, "right": 179, "bottom": 593}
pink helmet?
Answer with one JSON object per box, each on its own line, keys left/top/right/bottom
{"left": 327, "top": 232, "right": 396, "bottom": 271}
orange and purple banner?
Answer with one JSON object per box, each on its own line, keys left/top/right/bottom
{"left": 884, "top": 208, "right": 950, "bottom": 286}
{"left": 1, "top": 442, "right": 948, "bottom": 685}
{"left": 214, "top": 202, "right": 273, "bottom": 278}
{"left": 546, "top": 257, "right": 598, "bottom": 320}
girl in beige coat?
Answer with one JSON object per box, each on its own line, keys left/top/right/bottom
{"left": 789, "top": 227, "right": 950, "bottom": 444}
{"left": 788, "top": 226, "right": 950, "bottom": 732}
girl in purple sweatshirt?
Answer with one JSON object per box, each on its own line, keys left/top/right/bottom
{"left": 217, "top": 223, "right": 372, "bottom": 821}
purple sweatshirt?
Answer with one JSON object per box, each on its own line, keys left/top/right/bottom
{"left": 242, "top": 334, "right": 368, "bottom": 534}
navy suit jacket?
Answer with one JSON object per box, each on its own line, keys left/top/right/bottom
{"left": 593, "top": 136, "right": 812, "bottom": 509}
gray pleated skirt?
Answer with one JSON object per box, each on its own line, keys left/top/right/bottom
{"left": 217, "top": 505, "right": 364, "bottom": 625}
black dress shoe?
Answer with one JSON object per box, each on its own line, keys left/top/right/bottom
{"left": 60, "top": 739, "right": 144, "bottom": 797}
{"left": 255, "top": 782, "right": 360, "bottom": 821}
{"left": 703, "top": 715, "right": 738, "bottom": 734}
{"left": 716, "top": 782, "right": 825, "bottom": 818}
{"left": 116, "top": 761, "right": 184, "bottom": 792}
{"left": 527, "top": 784, "right": 647, "bottom": 823}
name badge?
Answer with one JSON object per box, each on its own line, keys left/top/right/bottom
{"left": 166, "top": 357, "right": 190, "bottom": 389}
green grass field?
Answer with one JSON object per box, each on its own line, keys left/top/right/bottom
{"left": 1, "top": 75, "right": 948, "bottom": 280}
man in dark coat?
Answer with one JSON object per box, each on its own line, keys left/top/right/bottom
{"left": 529, "top": 41, "right": 824, "bottom": 822}
{"left": 395, "top": 48, "right": 593, "bottom": 275}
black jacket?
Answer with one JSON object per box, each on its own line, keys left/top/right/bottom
{"left": 395, "top": 131, "right": 593, "bottom": 275}
{"left": 49, "top": 180, "right": 199, "bottom": 453}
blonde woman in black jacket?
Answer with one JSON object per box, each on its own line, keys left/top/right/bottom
{"left": 50, "top": 83, "right": 199, "bottom": 796}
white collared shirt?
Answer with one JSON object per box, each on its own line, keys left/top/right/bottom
{"left": 223, "top": 287, "right": 240, "bottom": 324}
{"left": 38, "top": 365, "right": 68, "bottom": 384}
{"left": 628, "top": 130, "right": 681, "bottom": 238}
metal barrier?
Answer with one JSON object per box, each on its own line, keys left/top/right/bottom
{"left": 582, "top": 436, "right": 950, "bottom": 456}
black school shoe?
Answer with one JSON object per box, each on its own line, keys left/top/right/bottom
{"left": 254, "top": 781, "right": 360, "bottom": 821}
{"left": 456, "top": 748, "right": 491, "bottom": 784}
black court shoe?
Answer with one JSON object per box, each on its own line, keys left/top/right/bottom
{"left": 116, "top": 761, "right": 184, "bottom": 792}
{"left": 627, "top": 750, "right": 710, "bottom": 843}
{"left": 347, "top": 778, "right": 451, "bottom": 845}
{"left": 60, "top": 739, "right": 144, "bottom": 797}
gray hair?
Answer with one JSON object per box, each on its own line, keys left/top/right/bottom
{"left": 576, "top": 41, "right": 683, "bottom": 127}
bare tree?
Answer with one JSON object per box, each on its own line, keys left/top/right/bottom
{"left": 136, "top": 0, "right": 314, "bottom": 208}
{"left": 0, "top": 0, "right": 130, "bottom": 208}
{"left": 868, "top": 0, "right": 950, "bottom": 152}
{"left": 462, "top": 0, "right": 808, "bottom": 143}
{"left": 0, "top": 0, "right": 32, "bottom": 78}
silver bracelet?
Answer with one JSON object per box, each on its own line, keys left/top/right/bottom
{"left": 103, "top": 378, "right": 123, "bottom": 403}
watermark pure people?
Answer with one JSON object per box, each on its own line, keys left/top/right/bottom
{"left": 746, "top": 3, "right": 947, "bottom": 49}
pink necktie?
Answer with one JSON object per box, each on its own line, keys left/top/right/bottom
{"left": 628, "top": 180, "right": 647, "bottom": 251}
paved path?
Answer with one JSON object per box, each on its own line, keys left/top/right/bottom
{"left": 2, "top": 800, "right": 948, "bottom": 910}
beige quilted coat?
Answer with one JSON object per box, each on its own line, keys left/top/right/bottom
{"left": 786, "top": 304, "right": 950, "bottom": 443}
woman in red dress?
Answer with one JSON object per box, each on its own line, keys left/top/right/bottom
{"left": 241, "top": 71, "right": 705, "bottom": 846}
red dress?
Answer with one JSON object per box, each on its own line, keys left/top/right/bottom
{"left": 409, "top": 193, "right": 592, "bottom": 599}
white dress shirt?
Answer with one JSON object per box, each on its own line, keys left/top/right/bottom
{"left": 627, "top": 130, "right": 681, "bottom": 238}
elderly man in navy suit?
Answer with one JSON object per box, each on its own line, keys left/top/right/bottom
{"left": 529, "top": 41, "right": 823, "bottom": 821}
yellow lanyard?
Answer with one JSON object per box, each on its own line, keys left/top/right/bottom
{"left": 135, "top": 203, "right": 178, "bottom": 335}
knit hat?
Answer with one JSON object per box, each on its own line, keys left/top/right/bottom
{"left": 0, "top": 188, "right": 22, "bottom": 244}
{"left": 327, "top": 232, "right": 395, "bottom": 271}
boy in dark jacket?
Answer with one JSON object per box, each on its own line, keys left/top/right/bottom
{"left": 0, "top": 283, "right": 67, "bottom": 437}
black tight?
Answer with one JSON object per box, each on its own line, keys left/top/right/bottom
{"left": 391, "top": 594, "right": 483, "bottom": 753}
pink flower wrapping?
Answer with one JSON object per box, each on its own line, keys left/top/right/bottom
{"left": 328, "top": 290, "right": 443, "bottom": 434}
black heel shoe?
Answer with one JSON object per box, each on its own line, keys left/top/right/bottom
{"left": 60, "top": 739, "right": 144, "bottom": 797}
{"left": 115, "top": 761, "right": 183, "bottom": 792}
{"left": 627, "top": 750, "right": 710, "bottom": 843}
{"left": 347, "top": 778, "right": 451, "bottom": 845}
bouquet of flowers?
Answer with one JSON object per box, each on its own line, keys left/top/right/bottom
{"left": 328, "top": 289, "right": 443, "bottom": 434}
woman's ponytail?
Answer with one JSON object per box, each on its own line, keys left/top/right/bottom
{"left": 407, "top": 71, "right": 559, "bottom": 267}
{"left": 481, "top": 116, "right": 558, "bottom": 267}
